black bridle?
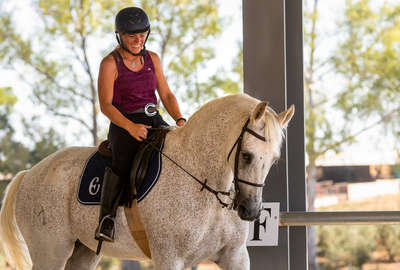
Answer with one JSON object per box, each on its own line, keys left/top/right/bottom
{"left": 145, "top": 118, "right": 267, "bottom": 209}
{"left": 226, "top": 119, "right": 267, "bottom": 209}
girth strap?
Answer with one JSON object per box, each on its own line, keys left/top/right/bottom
{"left": 124, "top": 201, "right": 152, "bottom": 258}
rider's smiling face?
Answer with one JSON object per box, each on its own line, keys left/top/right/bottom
{"left": 121, "top": 32, "right": 148, "bottom": 54}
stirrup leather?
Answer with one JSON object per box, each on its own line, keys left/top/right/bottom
{"left": 95, "top": 215, "right": 115, "bottom": 242}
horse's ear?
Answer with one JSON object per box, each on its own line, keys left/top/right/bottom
{"left": 250, "top": 101, "right": 269, "bottom": 124}
{"left": 277, "top": 105, "right": 295, "bottom": 129}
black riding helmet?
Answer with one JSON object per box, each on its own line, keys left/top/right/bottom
{"left": 115, "top": 7, "right": 151, "bottom": 57}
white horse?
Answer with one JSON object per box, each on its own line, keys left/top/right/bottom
{"left": 0, "top": 94, "right": 294, "bottom": 270}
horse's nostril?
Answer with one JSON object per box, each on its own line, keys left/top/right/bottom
{"left": 239, "top": 204, "right": 248, "bottom": 215}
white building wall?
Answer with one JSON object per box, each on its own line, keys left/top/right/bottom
{"left": 347, "top": 179, "right": 400, "bottom": 202}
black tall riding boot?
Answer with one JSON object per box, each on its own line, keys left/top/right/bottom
{"left": 95, "top": 167, "right": 122, "bottom": 242}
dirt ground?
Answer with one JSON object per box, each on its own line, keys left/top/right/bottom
{"left": 194, "top": 262, "right": 220, "bottom": 270}
{"left": 197, "top": 262, "right": 400, "bottom": 270}
{"left": 338, "top": 262, "right": 400, "bottom": 270}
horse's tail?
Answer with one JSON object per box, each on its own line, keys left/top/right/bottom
{"left": 0, "top": 170, "right": 32, "bottom": 270}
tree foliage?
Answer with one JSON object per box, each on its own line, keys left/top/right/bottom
{"left": 333, "top": 0, "right": 400, "bottom": 135}
{"left": 0, "top": 1, "right": 125, "bottom": 146}
{"left": 304, "top": 1, "right": 400, "bottom": 269}
{"left": 317, "top": 194, "right": 400, "bottom": 268}
{"left": 0, "top": 87, "right": 17, "bottom": 132}
{"left": 375, "top": 225, "right": 400, "bottom": 262}
{"left": 0, "top": 87, "right": 17, "bottom": 107}
{"left": 140, "top": 0, "right": 242, "bottom": 109}
{"left": 0, "top": 87, "right": 66, "bottom": 177}
{"left": 305, "top": 0, "right": 400, "bottom": 169}
{"left": 0, "top": 125, "right": 66, "bottom": 177}
{"left": 0, "top": 0, "right": 237, "bottom": 145}
{"left": 318, "top": 225, "right": 374, "bottom": 270}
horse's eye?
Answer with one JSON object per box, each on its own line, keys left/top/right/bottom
{"left": 241, "top": 152, "right": 253, "bottom": 164}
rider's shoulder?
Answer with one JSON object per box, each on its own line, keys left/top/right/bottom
{"left": 147, "top": 50, "right": 158, "bottom": 57}
{"left": 102, "top": 53, "right": 116, "bottom": 65}
{"left": 148, "top": 50, "right": 161, "bottom": 66}
{"left": 100, "top": 53, "right": 117, "bottom": 70}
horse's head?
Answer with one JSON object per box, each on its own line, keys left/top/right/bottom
{"left": 229, "top": 101, "right": 295, "bottom": 221}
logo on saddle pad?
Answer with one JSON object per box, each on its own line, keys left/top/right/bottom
{"left": 78, "top": 150, "right": 163, "bottom": 205}
{"left": 88, "top": 177, "right": 101, "bottom": 196}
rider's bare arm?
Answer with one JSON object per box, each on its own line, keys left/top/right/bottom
{"left": 149, "top": 51, "right": 185, "bottom": 126}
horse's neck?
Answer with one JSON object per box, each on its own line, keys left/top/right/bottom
{"left": 167, "top": 108, "right": 248, "bottom": 191}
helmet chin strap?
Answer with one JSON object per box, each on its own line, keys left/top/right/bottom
{"left": 115, "top": 30, "right": 151, "bottom": 63}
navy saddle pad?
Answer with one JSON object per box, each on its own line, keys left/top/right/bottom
{"left": 78, "top": 149, "right": 163, "bottom": 205}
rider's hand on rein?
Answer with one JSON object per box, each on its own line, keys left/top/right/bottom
{"left": 126, "top": 122, "right": 151, "bottom": 141}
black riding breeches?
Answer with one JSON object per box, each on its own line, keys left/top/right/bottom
{"left": 108, "top": 112, "right": 168, "bottom": 206}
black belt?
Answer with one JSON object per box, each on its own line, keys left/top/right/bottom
{"left": 129, "top": 103, "right": 159, "bottom": 117}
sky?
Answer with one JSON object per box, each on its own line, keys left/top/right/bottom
{"left": 0, "top": 0, "right": 398, "bottom": 165}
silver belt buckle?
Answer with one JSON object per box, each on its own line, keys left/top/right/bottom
{"left": 144, "top": 103, "right": 157, "bottom": 117}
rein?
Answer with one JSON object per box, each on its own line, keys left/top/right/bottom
{"left": 144, "top": 132, "right": 231, "bottom": 207}
{"left": 145, "top": 118, "right": 267, "bottom": 209}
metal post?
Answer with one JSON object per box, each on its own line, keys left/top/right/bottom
{"left": 285, "top": 0, "right": 307, "bottom": 269}
{"left": 243, "top": 0, "right": 290, "bottom": 268}
{"left": 243, "top": 0, "right": 306, "bottom": 269}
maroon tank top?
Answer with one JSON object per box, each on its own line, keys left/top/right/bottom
{"left": 111, "top": 50, "right": 157, "bottom": 114}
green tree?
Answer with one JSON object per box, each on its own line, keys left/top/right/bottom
{"left": 0, "top": 1, "right": 125, "bottom": 146}
{"left": 375, "top": 225, "right": 400, "bottom": 262}
{"left": 0, "top": 133, "right": 30, "bottom": 176}
{"left": 0, "top": 125, "right": 66, "bottom": 177}
{"left": 317, "top": 226, "right": 374, "bottom": 270}
{"left": 0, "top": 87, "right": 17, "bottom": 132}
{"left": 25, "top": 122, "right": 67, "bottom": 166}
{"left": 333, "top": 0, "right": 400, "bottom": 137}
{"left": 142, "top": 0, "right": 223, "bottom": 106}
{"left": 304, "top": 0, "right": 400, "bottom": 269}
{"left": 0, "top": 87, "right": 29, "bottom": 176}
{"left": 0, "top": 0, "right": 234, "bottom": 145}
{"left": 0, "top": 87, "right": 66, "bottom": 176}
{"left": 188, "top": 41, "right": 243, "bottom": 106}
{"left": 304, "top": 1, "right": 335, "bottom": 269}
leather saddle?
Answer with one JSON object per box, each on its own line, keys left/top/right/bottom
{"left": 130, "top": 127, "right": 169, "bottom": 197}
{"left": 98, "top": 127, "right": 170, "bottom": 198}
{"left": 97, "top": 128, "right": 169, "bottom": 259}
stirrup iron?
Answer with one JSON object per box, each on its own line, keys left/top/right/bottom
{"left": 95, "top": 215, "right": 116, "bottom": 242}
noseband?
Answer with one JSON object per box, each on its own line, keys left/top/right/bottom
{"left": 145, "top": 118, "right": 267, "bottom": 209}
{"left": 227, "top": 119, "right": 267, "bottom": 209}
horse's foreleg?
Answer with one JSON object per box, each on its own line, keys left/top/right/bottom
{"left": 216, "top": 245, "right": 250, "bottom": 270}
{"left": 65, "top": 240, "right": 102, "bottom": 270}
{"left": 153, "top": 257, "right": 185, "bottom": 270}
{"left": 29, "top": 240, "right": 75, "bottom": 270}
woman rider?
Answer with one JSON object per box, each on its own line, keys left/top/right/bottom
{"left": 95, "top": 7, "right": 186, "bottom": 242}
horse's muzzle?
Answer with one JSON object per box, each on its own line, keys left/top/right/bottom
{"left": 237, "top": 197, "right": 262, "bottom": 221}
